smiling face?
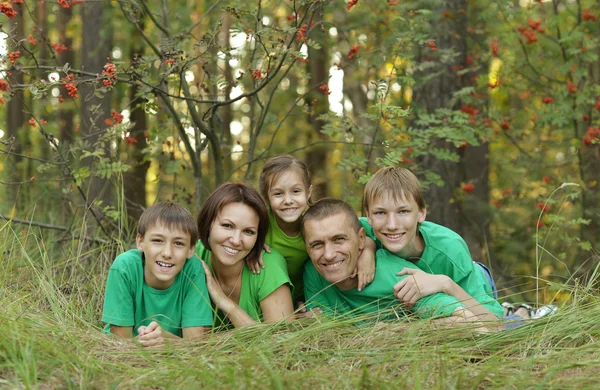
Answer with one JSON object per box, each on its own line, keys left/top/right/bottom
{"left": 137, "top": 222, "right": 195, "bottom": 290}
{"left": 367, "top": 191, "right": 426, "bottom": 259}
{"left": 304, "top": 212, "right": 365, "bottom": 290}
{"left": 208, "top": 202, "right": 259, "bottom": 267}
{"left": 267, "top": 168, "right": 311, "bottom": 234}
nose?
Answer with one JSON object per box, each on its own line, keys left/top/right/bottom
{"left": 386, "top": 214, "right": 399, "bottom": 230}
{"left": 283, "top": 193, "right": 293, "bottom": 205}
{"left": 162, "top": 244, "right": 173, "bottom": 258}
{"left": 230, "top": 230, "right": 242, "bottom": 246}
{"left": 324, "top": 242, "right": 336, "bottom": 261}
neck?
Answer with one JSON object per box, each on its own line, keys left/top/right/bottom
{"left": 276, "top": 215, "right": 301, "bottom": 237}
{"left": 336, "top": 276, "right": 359, "bottom": 291}
{"left": 210, "top": 253, "right": 245, "bottom": 283}
{"left": 395, "top": 231, "right": 425, "bottom": 261}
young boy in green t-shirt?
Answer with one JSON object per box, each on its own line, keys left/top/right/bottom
{"left": 102, "top": 201, "right": 213, "bottom": 346}
{"left": 360, "top": 167, "right": 504, "bottom": 323}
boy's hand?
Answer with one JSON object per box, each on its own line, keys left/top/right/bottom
{"left": 295, "top": 301, "right": 323, "bottom": 319}
{"left": 354, "top": 238, "right": 376, "bottom": 291}
{"left": 394, "top": 268, "right": 450, "bottom": 308}
{"left": 137, "top": 321, "right": 165, "bottom": 347}
{"left": 246, "top": 244, "right": 270, "bottom": 274}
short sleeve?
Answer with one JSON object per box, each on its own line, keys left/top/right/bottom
{"left": 181, "top": 258, "right": 213, "bottom": 328}
{"left": 255, "top": 249, "right": 292, "bottom": 302}
{"left": 358, "top": 217, "right": 383, "bottom": 249}
{"left": 102, "top": 259, "right": 135, "bottom": 327}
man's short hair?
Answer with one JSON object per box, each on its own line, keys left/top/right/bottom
{"left": 301, "top": 198, "right": 361, "bottom": 238}
{"left": 138, "top": 201, "right": 199, "bottom": 246}
{"left": 197, "top": 183, "right": 269, "bottom": 265}
{"left": 363, "top": 167, "right": 426, "bottom": 212}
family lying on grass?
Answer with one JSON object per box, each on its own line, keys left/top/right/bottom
{"left": 102, "top": 155, "right": 557, "bottom": 345}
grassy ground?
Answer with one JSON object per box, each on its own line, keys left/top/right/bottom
{"left": 2, "top": 223, "right": 599, "bottom": 389}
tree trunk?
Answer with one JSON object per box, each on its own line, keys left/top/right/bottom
{"left": 57, "top": 4, "right": 74, "bottom": 145}
{"left": 306, "top": 6, "right": 329, "bottom": 200}
{"left": 80, "top": 2, "right": 113, "bottom": 208}
{"left": 5, "top": 2, "right": 25, "bottom": 210}
{"left": 414, "top": 0, "right": 491, "bottom": 262}
{"left": 123, "top": 28, "right": 149, "bottom": 221}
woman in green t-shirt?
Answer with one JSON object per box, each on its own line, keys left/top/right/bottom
{"left": 196, "top": 183, "right": 294, "bottom": 329}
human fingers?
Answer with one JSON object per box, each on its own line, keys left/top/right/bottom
{"left": 396, "top": 267, "right": 417, "bottom": 277}
{"left": 263, "top": 243, "right": 271, "bottom": 255}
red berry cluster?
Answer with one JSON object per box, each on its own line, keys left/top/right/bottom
{"left": 0, "top": 79, "right": 8, "bottom": 91}
{"left": 490, "top": 38, "right": 499, "bottom": 56}
{"left": 427, "top": 41, "right": 437, "bottom": 52}
{"left": 460, "top": 104, "right": 479, "bottom": 125}
{"left": 542, "top": 96, "right": 553, "bottom": 104}
{"left": 102, "top": 60, "right": 117, "bottom": 87}
{"left": 62, "top": 74, "right": 78, "bottom": 98}
{"left": 346, "top": 0, "right": 358, "bottom": 11}
{"left": 583, "top": 127, "right": 600, "bottom": 146}
{"left": 58, "top": 0, "right": 70, "bottom": 8}
{"left": 319, "top": 84, "right": 331, "bottom": 95}
{"left": 582, "top": 9, "right": 598, "bottom": 21}
{"left": 462, "top": 183, "right": 475, "bottom": 193}
{"left": 29, "top": 34, "right": 37, "bottom": 46}
{"left": 296, "top": 24, "right": 308, "bottom": 42}
{"left": 0, "top": 3, "right": 17, "bottom": 18}
{"left": 250, "top": 68, "right": 265, "bottom": 80}
{"left": 111, "top": 110, "right": 124, "bottom": 125}
{"left": 347, "top": 45, "right": 360, "bottom": 59}
{"left": 51, "top": 43, "right": 68, "bottom": 54}
{"left": 518, "top": 19, "right": 544, "bottom": 44}
{"left": 7, "top": 51, "right": 20, "bottom": 64}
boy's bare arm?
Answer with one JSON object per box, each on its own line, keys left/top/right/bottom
{"left": 110, "top": 325, "right": 133, "bottom": 339}
{"left": 395, "top": 268, "right": 501, "bottom": 331}
{"left": 355, "top": 237, "right": 376, "bottom": 291}
{"left": 431, "top": 307, "right": 491, "bottom": 333}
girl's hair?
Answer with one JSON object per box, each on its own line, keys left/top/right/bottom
{"left": 258, "top": 154, "right": 312, "bottom": 204}
{"left": 197, "top": 183, "right": 269, "bottom": 266}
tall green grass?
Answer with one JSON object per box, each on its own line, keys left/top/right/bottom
{"left": 1, "top": 219, "right": 599, "bottom": 389}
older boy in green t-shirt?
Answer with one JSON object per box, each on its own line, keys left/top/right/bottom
{"left": 361, "top": 167, "right": 504, "bottom": 322}
{"left": 102, "top": 201, "right": 213, "bottom": 346}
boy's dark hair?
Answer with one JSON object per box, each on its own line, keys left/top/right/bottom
{"left": 259, "top": 154, "right": 312, "bottom": 204}
{"left": 301, "top": 198, "right": 361, "bottom": 238}
{"left": 363, "top": 167, "right": 426, "bottom": 212}
{"left": 197, "top": 183, "right": 269, "bottom": 266}
{"left": 138, "top": 201, "right": 199, "bottom": 246}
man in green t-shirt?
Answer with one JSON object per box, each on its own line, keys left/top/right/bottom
{"left": 102, "top": 201, "right": 213, "bottom": 346}
{"left": 302, "top": 198, "right": 496, "bottom": 330}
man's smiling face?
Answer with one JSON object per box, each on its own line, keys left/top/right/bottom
{"left": 304, "top": 212, "right": 365, "bottom": 290}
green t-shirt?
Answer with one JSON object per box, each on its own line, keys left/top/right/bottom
{"left": 304, "top": 248, "right": 465, "bottom": 320}
{"left": 102, "top": 249, "right": 213, "bottom": 337}
{"left": 359, "top": 218, "right": 504, "bottom": 319}
{"left": 194, "top": 241, "right": 292, "bottom": 329}
{"left": 265, "top": 209, "right": 309, "bottom": 301}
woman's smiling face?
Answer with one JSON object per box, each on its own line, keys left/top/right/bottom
{"left": 208, "top": 202, "right": 260, "bottom": 266}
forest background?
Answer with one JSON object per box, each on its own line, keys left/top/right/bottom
{"left": 1, "top": 0, "right": 599, "bottom": 387}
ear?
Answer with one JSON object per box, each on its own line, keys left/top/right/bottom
{"left": 186, "top": 243, "right": 196, "bottom": 259}
{"left": 357, "top": 227, "right": 366, "bottom": 252}
{"left": 366, "top": 210, "right": 372, "bottom": 226}
{"left": 418, "top": 207, "right": 427, "bottom": 223}
{"left": 136, "top": 233, "right": 144, "bottom": 251}
{"left": 307, "top": 184, "right": 313, "bottom": 201}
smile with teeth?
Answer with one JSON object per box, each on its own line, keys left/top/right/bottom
{"left": 321, "top": 259, "right": 344, "bottom": 270}
{"left": 281, "top": 207, "right": 299, "bottom": 214}
{"left": 157, "top": 261, "right": 174, "bottom": 268}
{"left": 223, "top": 246, "right": 240, "bottom": 255}
{"left": 384, "top": 233, "right": 404, "bottom": 240}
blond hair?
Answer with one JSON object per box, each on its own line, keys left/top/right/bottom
{"left": 363, "top": 167, "right": 426, "bottom": 212}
